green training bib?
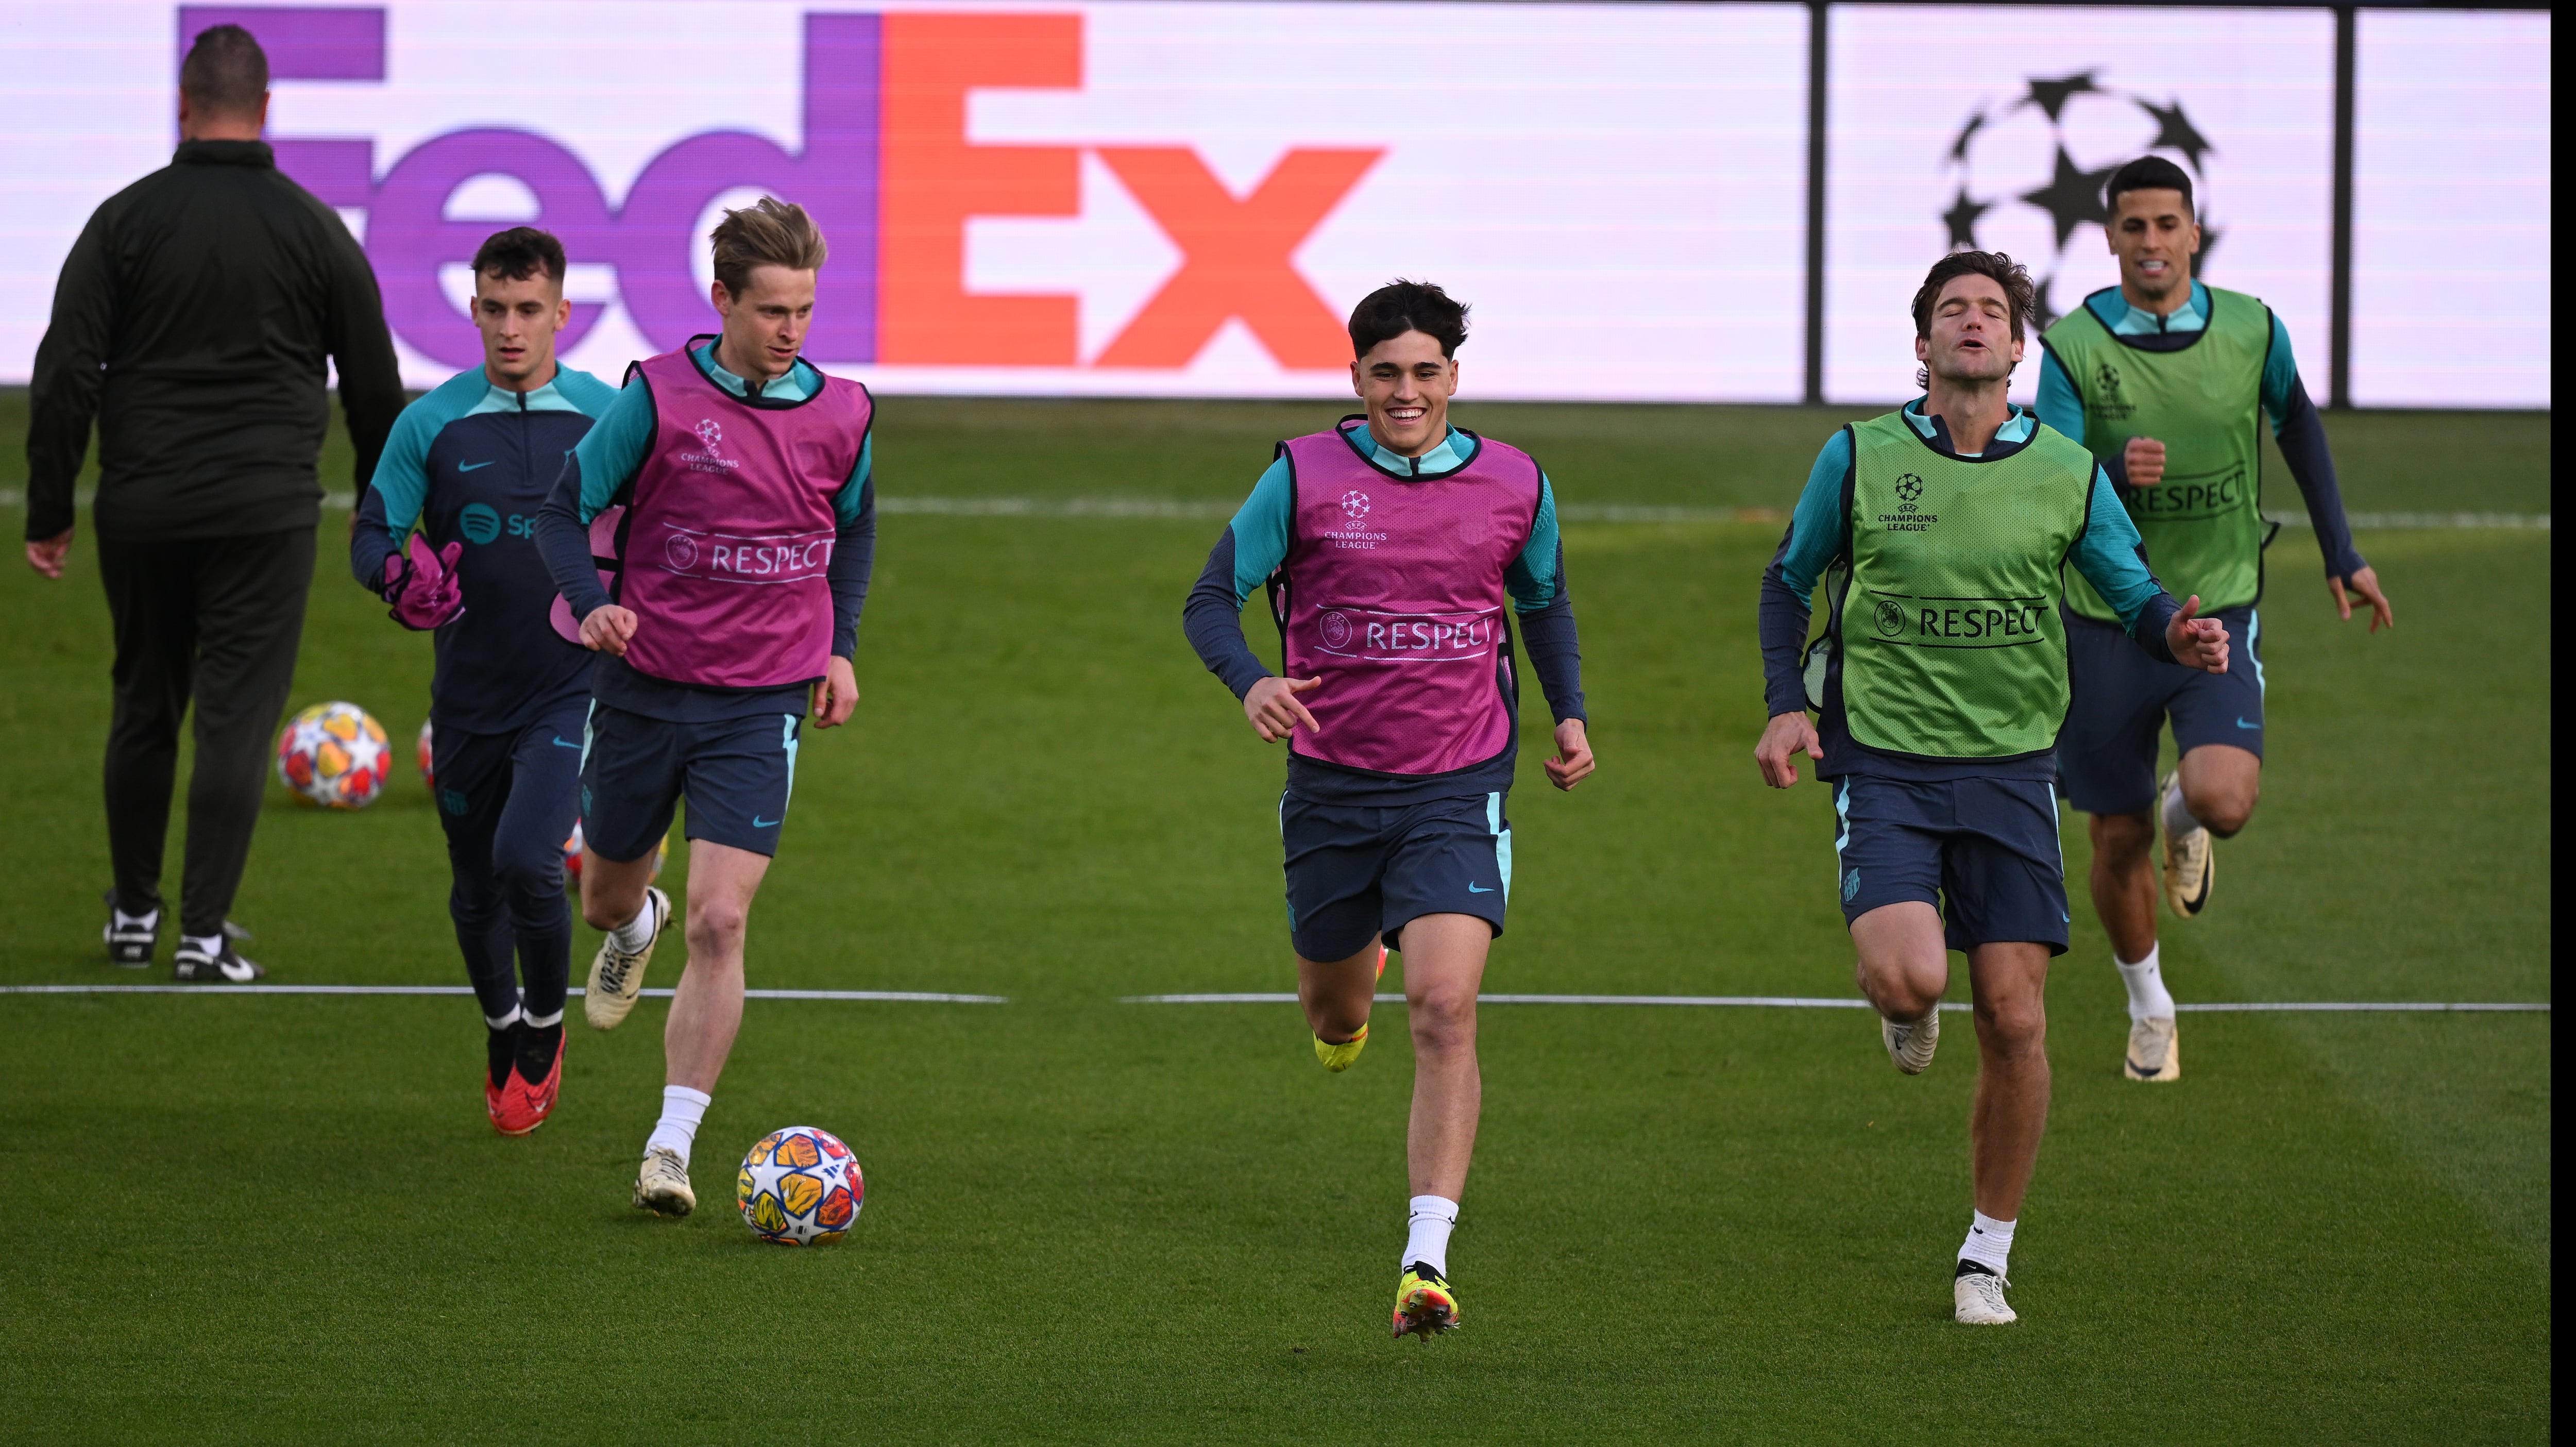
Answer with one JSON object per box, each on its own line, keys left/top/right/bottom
{"left": 1833, "top": 412, "right": 2095, "bottom": 760}
{"left": 2043, "top": 286, "right": 2272, "bottom": 619}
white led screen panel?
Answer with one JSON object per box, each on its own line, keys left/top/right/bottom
{"left": 2350, "top": 9, "right": 2551, "bottom": 408}
{"left": 1825, "top": 5, "right": 2335, "bottom": 407}
{"left": 0, "top": 0, "right": 1808, "bottom": 400}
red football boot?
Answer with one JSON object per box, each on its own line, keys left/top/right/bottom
{"left": 492, "top": 1027, "right": 564, "bottom": 1137}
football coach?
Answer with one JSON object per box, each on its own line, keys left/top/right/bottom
{"left": 22, "top": 23, "right": 404, "bottom": 982}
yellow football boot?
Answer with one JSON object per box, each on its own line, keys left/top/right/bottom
{"left": 1311, "top": 944, "right": 1389, "bottom": 1071}
{"left": 1392, "top": 1264, "right": 1461, "bottom": 1340}
{"left": 1315, "top": 1024, "right": 1369, "bottom": 1072}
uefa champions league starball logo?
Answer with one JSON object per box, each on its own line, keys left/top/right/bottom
{"left": 695, "top": 418, "right": 723, "bottom": 456}
{"left": 1340, "top": 490, "right": 1370, "bottom": 522}
{"left": 665, "top": 533, "right": 699, "bottom": 570}
{"left": 1320, "top": 610, "right": 1353, "bottom": 650}
{"left": 1941, "top": 72, "right": 2218, "bottom": 329}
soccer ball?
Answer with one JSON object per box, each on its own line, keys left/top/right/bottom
{"left": 416, "top": 718, "right": 436, "bottom": 789}
{"left": 561, "top": 821, "right": 669, "bottom": 885}
{"left": 738, "top": 1126, "right": 863, "bottom": 1246}
{"left": 276, "top": 702, "right": 392, "bottom": 809}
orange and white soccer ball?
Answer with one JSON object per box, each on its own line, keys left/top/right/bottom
{"left": 275, "top": 702, "right": 392, "bottom": 809}
{"left": 738, "top": 1126, "right": 863, "bottom": 1246}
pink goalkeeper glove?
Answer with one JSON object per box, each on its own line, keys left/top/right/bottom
{"left": 384, "top": 533, "right": 465, "bottom": 630}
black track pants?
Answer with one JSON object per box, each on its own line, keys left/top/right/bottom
{"left": 431, "top": 703, "right": 585, "bottom": 1025}
{"left": 97, "top": 527, "right": 315, "bottom": 937}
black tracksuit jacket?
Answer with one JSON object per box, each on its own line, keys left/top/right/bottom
{"left": 23, "top": 139, "right": 405, "bottom": 542}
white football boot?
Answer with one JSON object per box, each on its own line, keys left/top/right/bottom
{"left": 1882, "top": 1005, "right": 1941, "bottom": 1075}
{"left": 1954, "top": 1266, "right": 2017, "bottom": 1325}
{"left": 2159, "top": 771, "right": 2214, "bottom": 919}
{"left": 2125, "top": 1015, "right": 2182, "bottom": 1082}
{"left": 585, "top": 886, "right": 670, "bottom": 1031}
{"left": 633, "top": 1146, "right": 696, "bottom": 1217}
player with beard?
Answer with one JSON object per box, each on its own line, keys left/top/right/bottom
{"left": 353, "top": 227, "right": 616, "bottom": 1134}
{"left": 535, "top": 197, "right": 875, "bottom": 1216}
{"left": 1183, "top": 280, "right": 1595, "bottom": 1340}
{"left": 1754, "top": 251, "right": 2229, "bottom": 1324}
{"left": 2037, "top": 156, "right": 2392, "bottom": 1083}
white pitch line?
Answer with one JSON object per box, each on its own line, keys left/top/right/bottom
{"left": 1122, "top": 992, "right": 2547, "bottom": 1013}
{"left": 0, "top": 984, "right": 1008, "bottom": 1002}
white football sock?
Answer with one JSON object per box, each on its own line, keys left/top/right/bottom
{"left": 484, "top": 1003, "right": 523, "bottom": 1031}
{"left": 182, "top": 932, "right": 225, "bottom": 959}
{"left": 1403, "top": 1196, "right": 1459, "bottom": 1278}
{"left": 1958, "top": 1210, "right": 2016, "bottom": 1276}
{"left": 643, "top": 1085, "right": 711, "bottom": 1166}
{"left": 2116, "top": 945, "right": 2177, "bottom": 1022}
{"left": 522, "top": 1006, "right": 563, "bottom": 1030}
{"left": 608, "top": 898, "right": 657, "bottom": 953}
{"left": 113, "top": 905, "right": 159, "bottom": 932}
{"left": 2161, "top": 777, "right": 2204, "bottom": 838}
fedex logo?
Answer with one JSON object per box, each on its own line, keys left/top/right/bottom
{"left": 181, "top": 6, "right": 1382, "bottom": 373}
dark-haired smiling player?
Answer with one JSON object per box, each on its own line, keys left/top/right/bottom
{"left": 1184, "top": 280, "right": 1594, "bottom": 1340}
{"left": 1754, "top": 251, "right": 2229, "bottom": 1325}
{"left": 2037, "top": 156, "right": 2392, "bottom": 1083}
{"left": 352, "top": 227, "right": 617, "bottom": 1135}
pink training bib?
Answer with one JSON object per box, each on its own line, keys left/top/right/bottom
{"left": 614, "top": 343, "right": 871, "bottom": 690}
{"left": 1275, "top": 420, "right": 1541, "bottom": 777}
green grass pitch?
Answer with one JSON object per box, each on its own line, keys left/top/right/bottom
{"left": 0, "top": 394, "right": 2549, "bottom": 1442}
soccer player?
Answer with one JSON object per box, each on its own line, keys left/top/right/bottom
{"left": 1754, "top": 251, "right": 2229, "bottom": 1325}
{"left": 2037, "top": 157, "right": 2392, "bottom": 1082}
{"left": 535, "top": 197, "right": 874, "bottom": 1216}
{"left": 1183, "top": 280, "right": 1594, "bottom": 1340}
{"left": 351, "top": 227, "right": 616, "bottom": 1135}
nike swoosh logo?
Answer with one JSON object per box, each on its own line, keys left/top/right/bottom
{"left": 752, "top": 816, "right": 781, "bottom": 828}
{"left": 1466, "top": 883, "right": 1493, "bottom": 894}
{"left": 459, "top": 460, "right": 497, "bottom": 472}
{"left": 2235, "top": 717, "right": 2260, "bottom": 730}
{"left": 550, "top": 737, "right": 580, "bottom": 749}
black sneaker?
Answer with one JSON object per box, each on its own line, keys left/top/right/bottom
{"left": 173, "top": 933, "right": 265, "bottom": 983}
{"left": 103, "top": 891, "right": 160, "bottom": 967}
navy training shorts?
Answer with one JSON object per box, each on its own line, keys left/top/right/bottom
{"left": 2057, "top": 603, "right": 2264, "bottom": 817}
{"left": 1281, "top": 791, "right": 1511, "bottom": 962}
{"left": 1832, "top": 774, "right": 2070, "bottom": 955}
{"left": 579, "top": 702, "right": 803, "bottom": 861}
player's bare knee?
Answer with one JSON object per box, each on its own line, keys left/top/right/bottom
{"left": 1408, "top": 989, "right": 1477, "bottom": 1054}
{"left": 1972, "top": 993, "right": 2046, "bottom": 1054}
{"left": 2192, "top": 787, "right": 2256, "bottom": 838}
{"left": 684, "top": 900, "right": 749, "bottom": 954}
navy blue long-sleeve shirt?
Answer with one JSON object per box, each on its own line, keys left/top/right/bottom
{"left": 352, "top": 364, "right": 618, "bottom": 735}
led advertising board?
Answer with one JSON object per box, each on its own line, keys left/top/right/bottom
{"left": 0, "top": 1, "right": 1808, "bottom": 399}
{"left": 1824, "top": 4, "right": 2336, "bottom": 407}
{"left": 0, "top": 3, "right": 2548, "bottom": 405}
{"left": 2350, "top": 8, "right": 2551, "bottom": 408}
